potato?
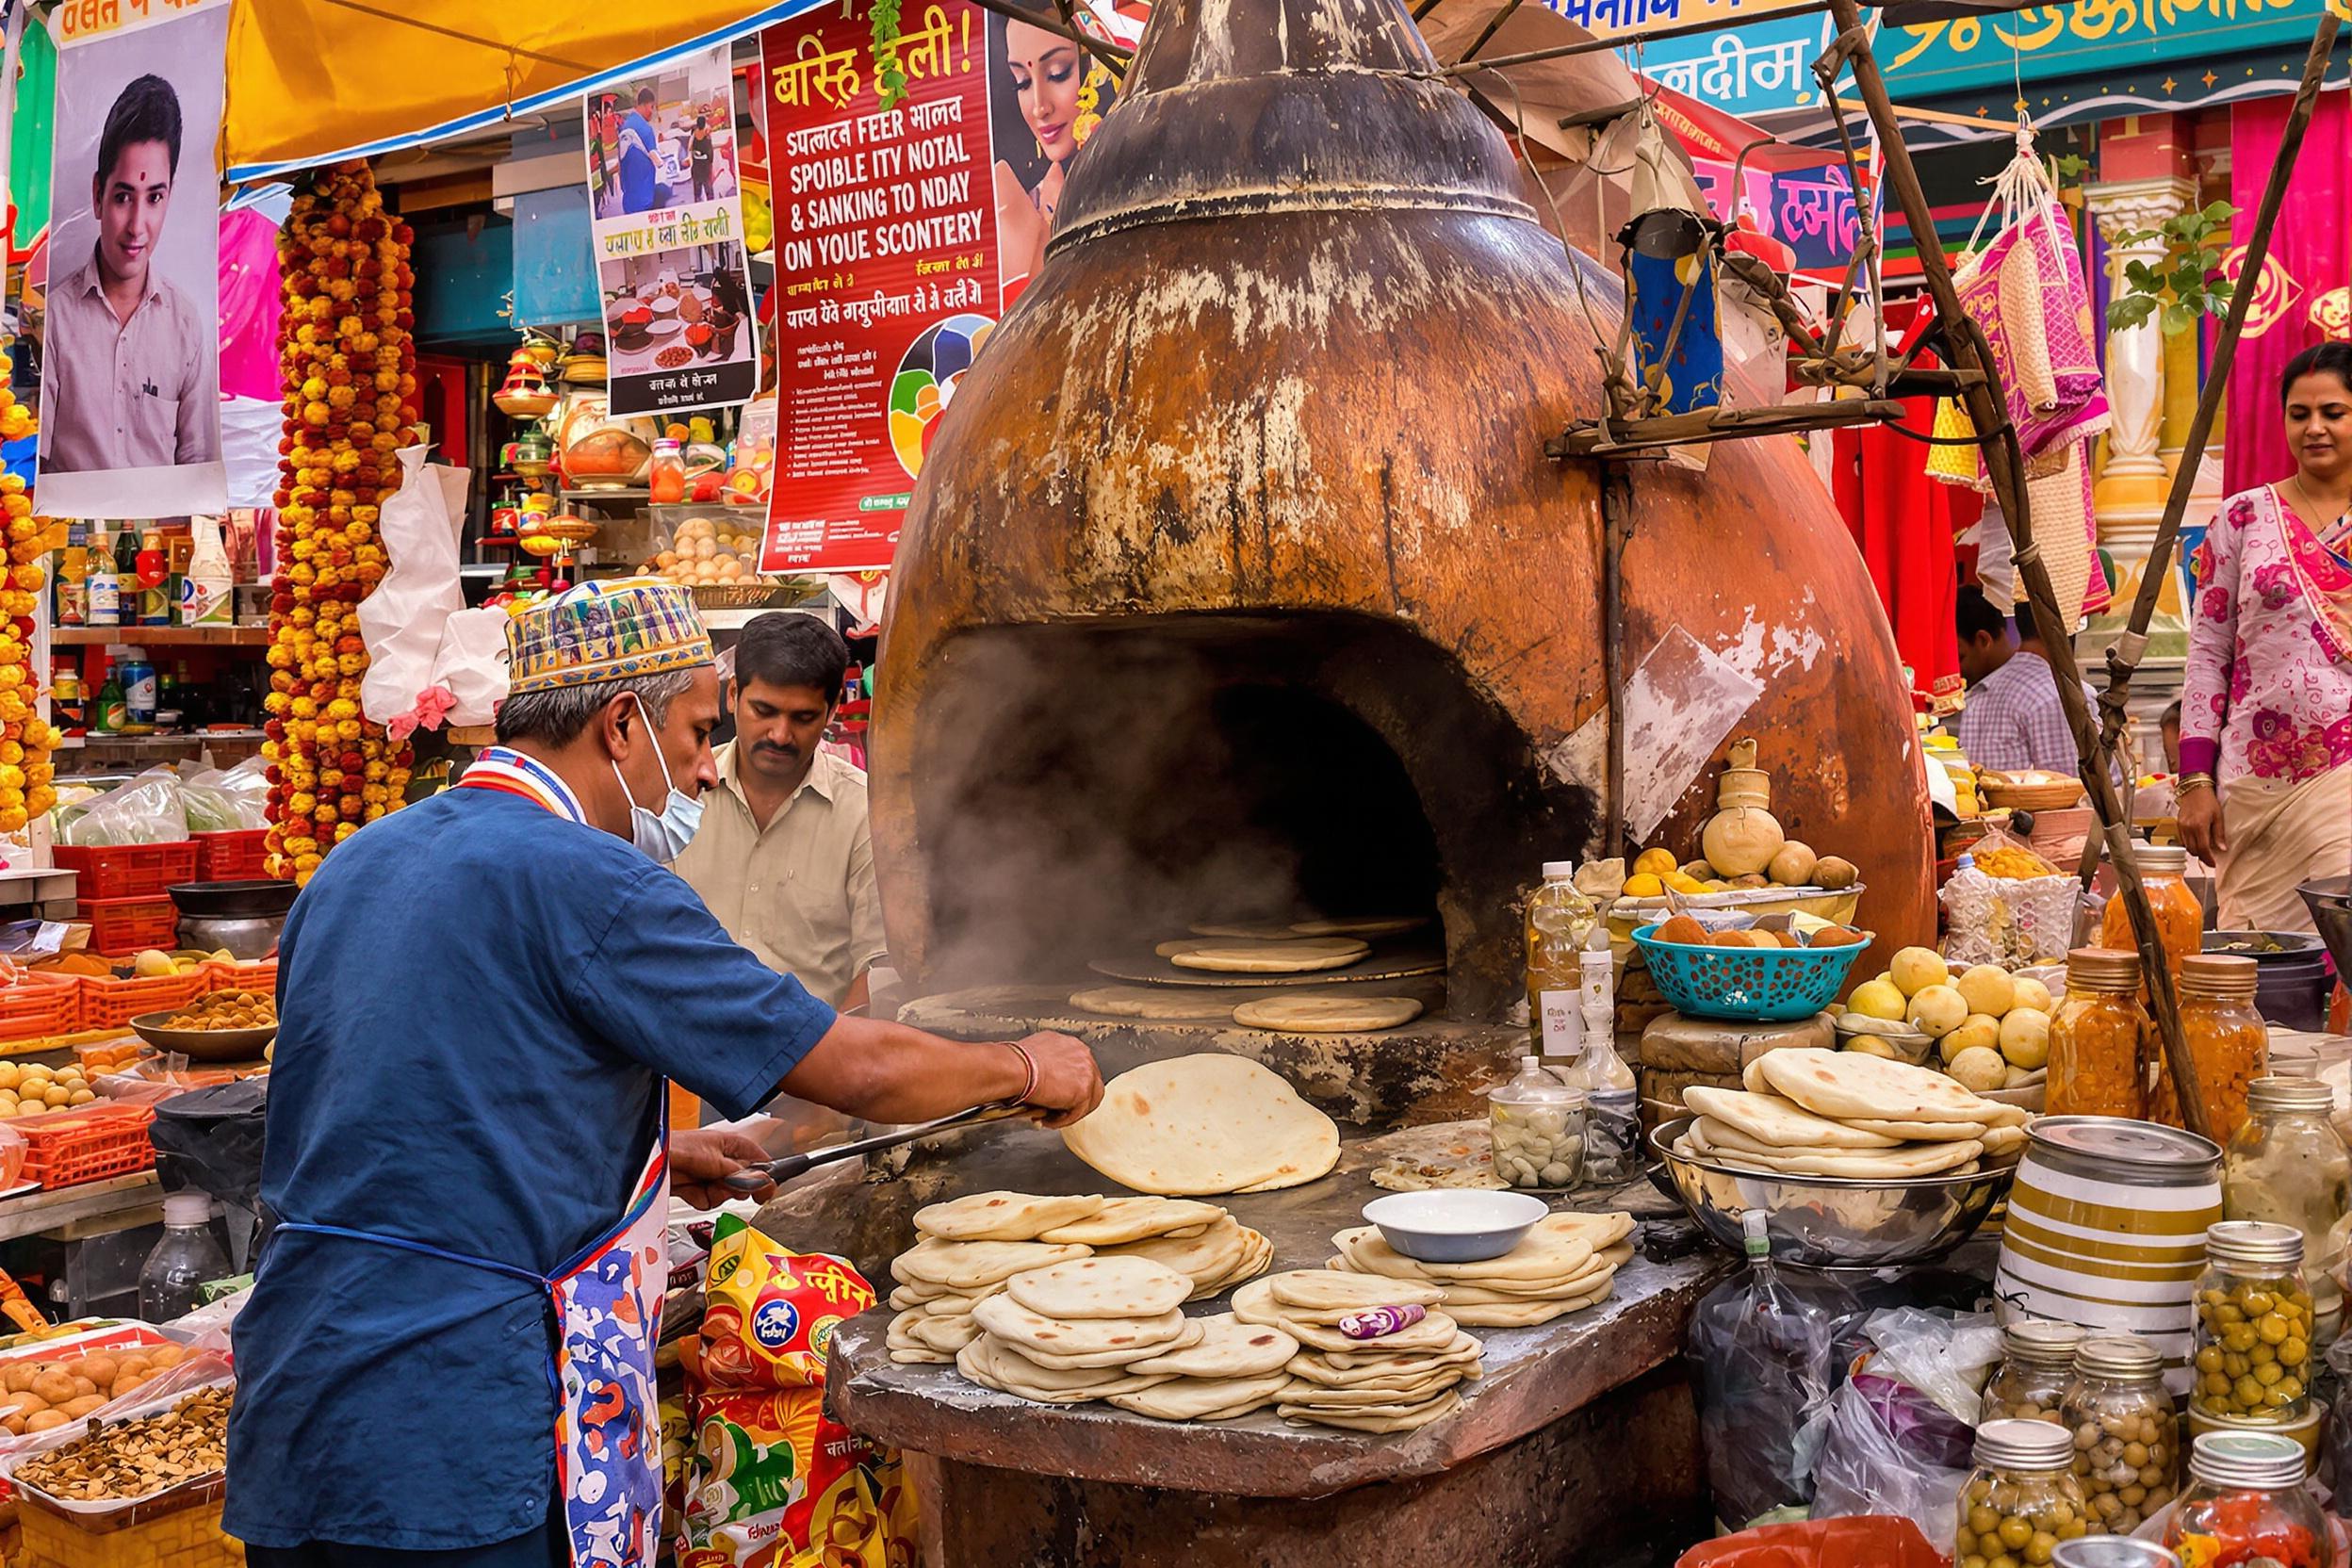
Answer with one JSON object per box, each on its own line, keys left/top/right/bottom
{"left": 58, "top": 1395, "right": 105, "bottom": 1418}
{"left": 79, "top": 1353, "right": 118, "bottom": 1388}
{"left": 67, "top": 1375, "right": 95, "bottom": 1398}
{"left": 24, "top": 1410, "right": 64, "bottom": 1431}
{"left": 112, "top": 1370, "right": 148, "bottom": 1397}
{"left": 115, "top": 1354, "right": 150, "bottom": 1382}
{"left": 1, "top": 1413, "right": 21, "bottom": 1436}
{"left": 3, "top": 1363, "right": 38, "bottom": 1394}
{"left": 32, "top": 1369, "right": 77, "bottom": 1405}
{"left": 11, "top": 1390, "right": 48, "bottom": 1414}
{"left": 1813, "top": 856, "right": 1860, "bottom": 890}
{"left": 148, "top": 1345, "right": 186, "bottom": 1369}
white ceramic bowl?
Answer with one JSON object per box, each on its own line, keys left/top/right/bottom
{"left": 1362, "top": 1189, "right": 1549, "bottom": 1263}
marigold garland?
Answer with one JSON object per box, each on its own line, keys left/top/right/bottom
{"left": 0, "top": 361, "right": 61, "bottom": 838}
{"left": 264, "top": 161, "right": 419, "bottom": 884}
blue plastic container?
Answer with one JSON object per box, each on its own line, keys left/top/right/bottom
{"left": 1630, "top": 922, "right": 1870, "bottom": 1021}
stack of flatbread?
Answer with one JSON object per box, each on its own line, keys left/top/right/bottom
{"left": 1672, "top": 1048, "right": 2029, "bottom": 1179}
{"left": 1326, "top": 1210, "right": 1635, "bottom": 1329}
{"left": 952, "top": 1257, "right": 1299, "bottom": 1422}
{"left": 1233, "top": 1270, "right": 1483, "bottom": 1433}
{"left": 1062, "top": 1054, "right": 1341, "bottom": 1195}
{"left": 888, "top": 1194, "right": 1269, "bottom": 1363}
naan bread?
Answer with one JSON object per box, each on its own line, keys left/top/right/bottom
{"left": 956, "top": 1336, "right": 1174, "bottom": 1401}
{"left": 1169, "top": 938, "right": 1369, "bottom": 974}
{"left": 1754, "top": 1048, "right": 2019, "bottom": 1126}
{"left": 913, "top": 1191, "right": 1106, "bottom": 1242}
{"left": 1062, "top": 1054, "right": 1340, "bottom": 1195}
{"left": 1126, "top": 1314, "right": 1300, "bottom": 1378}
{"left": 1005, "top": 1256, "right": 1194, "bottom": 1320}
{"left": 1231, "top": 994, "right": 1423, "bottom": 1033}
{"left": 1696, "top": 1135, "right": 1985, "bottom": 1179}
{"left": 893, "top": 1237, "right": 1091, "bottom": 1289}
{"left": 971, "top": 1293, "right": 1193, "bottom": 1357}
{"left": 1280, "top": 1390, "right": 1463, "bottom": 1432}
{"left": 1068, "top": 985, "right": 1249, "bottom": 1022}
{"left": 1840, "top": 1116, "right": 1992, "bottom": 1143}
{"left": 1037, "top": 1197, "right": 1225, "bottom": 1246}
{"left": 1681, "top": 1086, "right": 1900, "bottom": 1150}
{"left": 1109, "top": 1370, "right": 1298, "bottom": 1420}
{"left": 1270, "top": 1270, "right": 1446, "bottom": 1314}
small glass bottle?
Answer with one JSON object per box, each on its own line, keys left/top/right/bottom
{"left": 2101, "top": 843, "right": 2204, "bottom": 988}
{"left": 2049, "top": 948, "right": 2152, "bottom": 1120}
{"left": 649, "top": 436, "right": 687, "bottom": 503}
{"left": 138, "top": 1193, "right": 232, "bottom": 1322}
{"left": 1957, "top": 1418, "right": 2092, "bottom": 1568}
{"left": 2166, "top": 1431, "right": 2332, "bottom": 1568}
{"left": 1983, "top": 1317, "right": 2085, "bottom": 1424}
{"left": 2191, "top": 1220, "right": 2315, "bottom": 1426}
{"left": 2224, "top": 1077, "right": 2352, "bottom": 1348}
{"left": 2153, "top": 955, "right": 2267, "bottom": 1143}
{"left": 1525, "top": 862, "right": 1597, "bottom": 1067}
{"left": 2063, "top": 1335, "right": 2179, "bottom": 1537}
{"left": 1486, "top": 1055, "right": 1586, "bottom": 1189}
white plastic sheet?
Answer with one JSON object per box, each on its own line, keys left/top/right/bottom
{"left": 358, "top": 446, "right": 472, "bottom": 729}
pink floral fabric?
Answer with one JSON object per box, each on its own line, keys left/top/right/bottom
{"left": 2180, "top": 485, "right": 2352, "bottom": 784}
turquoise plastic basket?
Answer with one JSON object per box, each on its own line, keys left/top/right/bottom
{"left": 1630, "top": 923, "right": 1870, "bottom": 1021}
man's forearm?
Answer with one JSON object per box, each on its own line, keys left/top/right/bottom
{"left": 773, "top": 1014, "right": 1026, "bottom": 1124}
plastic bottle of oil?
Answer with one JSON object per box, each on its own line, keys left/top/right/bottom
{"left": 1526, "top": 861, "right": 1598, "bottom": 1069}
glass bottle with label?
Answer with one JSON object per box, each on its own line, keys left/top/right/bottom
{"left": 57, "top": 522, "right": 87, "bottom": 627}
{"left": 1525, "top": 861, "right": 1597, "bottom": 1067}
{"left": 86, "top": 527, "right": 120, "bottom": 628}
{"left": 119, "top": 648, "right": 158, "bottom": 729}
{"left": 137, "top": 530, "right": 172, "bottom": 626}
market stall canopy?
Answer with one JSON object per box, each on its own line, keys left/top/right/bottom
{"left": 220, "top": 0, "right": 827, "bottom": 181}
{"left": 1417, "top": 0, "right": 1640, "bottom": 162}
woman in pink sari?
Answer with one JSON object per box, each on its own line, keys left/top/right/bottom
{"left": 2179, "top": 342, "right": 2352, "bottom": 931}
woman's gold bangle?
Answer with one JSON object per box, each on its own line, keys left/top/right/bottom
{"left": 2179, "top": 773, "right": 2215, "bottom": 795}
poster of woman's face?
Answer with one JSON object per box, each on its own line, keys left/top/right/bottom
{"left": 589, "top": 61, "right": 741, "bottom": 221}
{"left": 987, "top": 12, "right": 1122, "bottom": 296}
{"left": 36, "top": 0, "right": 229, "bottom": 518}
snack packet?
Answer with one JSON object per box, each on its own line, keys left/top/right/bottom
{"left": 677, "top": 1216, "right": 914, "bottom": 1568}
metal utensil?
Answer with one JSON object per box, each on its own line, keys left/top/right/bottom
{"left": 718, "top": 1100, "right": 1033, "bottom": 1192}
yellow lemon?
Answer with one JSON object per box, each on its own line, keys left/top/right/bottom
{"left": 1663, "top": 872, "right": 1708, "bottom": 895}
{"left": 1624, "top": 873, "right": 1665, "bottom": 899}
{"left": 1848, "top": 979, "right": 1907, "bottom": 1021}
{"left": 1633, "top": 848, "right": 1678, "bottom": 877}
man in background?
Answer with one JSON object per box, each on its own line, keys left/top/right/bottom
{"left": 675, "top": 613, "right": 882, "bottom": 1014}
{"left": 1954, "top": 583, "right": 2092, "bottom": 774}
{"left": 41, "top": 73, "right": 219, "bottom": 474}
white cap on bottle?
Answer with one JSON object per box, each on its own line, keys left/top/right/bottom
{"left": 163, "top": 1193, "right": 213, "bottom": 1228}
{"left": 1542, "top": 860, "right": 1577, "bottom": 879}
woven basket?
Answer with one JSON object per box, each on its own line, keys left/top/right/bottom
{"left": 1982, "top": 779, "right": 2084, "bottom": 812}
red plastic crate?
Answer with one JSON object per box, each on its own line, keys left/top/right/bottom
{"left": 17, "top": 1102, "right": 155, "bottom": 1187}
{"left": 190, "top": 829, "right": 274, "bottom": 881}
{"left": 76, "top": 967, "right": 207, "bottom": 1029}
{"left": 50, "top": 841, "right": 200, "bottom": 900}
{"left": 204, "top": 957, "right": 277, "bottom": 996}
{"left": 0, "top": 973, "right": 80, "bottom": 1042}
{"left": 77, "top": 896, "right": 182, "bottom": 958}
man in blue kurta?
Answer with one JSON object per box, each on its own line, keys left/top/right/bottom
{"left": 225, "top": 580, "right": 1102, "bottom": 1566}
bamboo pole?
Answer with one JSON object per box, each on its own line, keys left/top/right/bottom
{"left": 2079, "top": 11, "right": 2343, "bottom": 841}
{"left": 1819, "top": 0, "right": 2212, "bottom": 1137}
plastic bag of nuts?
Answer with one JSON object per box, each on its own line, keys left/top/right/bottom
{"left": 2060, "top": 1336, "right": 2177, "bottom": 1536}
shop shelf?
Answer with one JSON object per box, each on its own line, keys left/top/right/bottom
{"left": 76, "top": 968, "right": 207, "bottom": 1029}
{"left": 16, "top": 1102, "right": 155, "bottom": 1188}
{"left": 189, "top": 829, "right": 273, "bottom": 881}
{"left": 77, "top": 897, "right": 183, "bottom": 958}
{"left": 0, "top": 974, "right": 82, "bottom": 1042}
{"left": 51, "top": 841, "right": 200, "bottom": 900}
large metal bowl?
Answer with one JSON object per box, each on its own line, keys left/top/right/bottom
{"left": 2296, "top": 877, "right": 2352, "bottom": 978}
{"left": 1648, "top": 1116, "right": 2014, "bottom": 1269}
{"left": 127, "top": 1010, "right": 275, "bottom": 1063}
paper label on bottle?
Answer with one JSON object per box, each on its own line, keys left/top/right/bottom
{"left": 1538, "top": 989, "right": 1583, "bottom": 1059}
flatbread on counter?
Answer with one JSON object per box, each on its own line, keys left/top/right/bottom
{"left": 1062, "top": 1054, "right": 1341, "bottom": 1195}
{"left": 1749, "top": 1048, "right": 2029, "bottom": 1127}
{"left": 1068, "top": 985, "right": 1249, "bottom": 1022}
{"left": 1680, "top": 1086, "right": 1901, "bottom": 1150}
{"left": 1231, "top": 993, "right": 1423, "bottom": 1033}
{"left": 1169, "top": 938, "right": 1370, "bottom": 974}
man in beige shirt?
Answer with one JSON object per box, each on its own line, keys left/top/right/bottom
{"left": 674, "top": 613, "right": 884, "bottom": 1012}
{"left": 41, "top": 74, "right": 220, "bottom": 476}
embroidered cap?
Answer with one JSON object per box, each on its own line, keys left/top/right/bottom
{"left": 504, "top": 577, "right": 713, "bottom": 696}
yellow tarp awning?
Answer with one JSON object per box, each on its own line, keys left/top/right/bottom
{"left": 222, "top": 0, "right": 821, "bottom": 181}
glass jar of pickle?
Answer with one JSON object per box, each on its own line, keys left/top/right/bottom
{"left": 1984, "top": 1318, "right": 2087, "bottom": 1423}
{"left": 2225, "top": 1077, "right": 2350, "bottom": 1348}
{"left": 2192, "top": 1220, "right": 2316, "bottom": 1425}
{"left": 2101, "top": 842, "right": 2204, "bottom": 984}
{"left": 1958, "top": 1418, "right": 2092, "bottom": 1568}
{"left": 2050, "top": 1541, "right": 2183, "bottom": 1568}
{"left": 2049, "top": 948, "right": 2152, "bottom": 1120}
{"left": 2166, "top": 1431, "right": 2333, "bottom": 1568}
{"left": 2153, "top": 955, "right": 2269, "bottom": 1143}
{"left": 2062, "top": 1336, "right": 2179, "bottom": 1536}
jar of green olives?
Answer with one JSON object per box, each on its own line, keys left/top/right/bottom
{"left": 2061, "top": 1335, "right": 2178, "bottom": 1535}
{"left": 2191, "top": 1219, "right": 2316, "bottom": 1425}
{"left": 1984, "top": 1319, "right": 2088, "bottom": 1423}
{"left": 1958, "top": 1418, "right": 2092, "bottom": 1568}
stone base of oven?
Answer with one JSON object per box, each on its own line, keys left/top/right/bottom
{"left": 900, "top": 1364, "right": 1707, "bottom": 1568}
{"left": 897, "top": 984, "right": 1523, "bottom": 1129}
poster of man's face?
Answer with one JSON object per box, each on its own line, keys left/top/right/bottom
{"left": 37, "top": 0, "right": 229, "bottom": 519}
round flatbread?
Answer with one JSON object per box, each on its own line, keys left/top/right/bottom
{"left": 970, "top": 1292, "right": 1193, "bottom": 1357}
{"left": 1004, "top": 1256, "right": 1194, "bottom": 1321}
{"left": 1188, "top": 921, "right": 1305, "bottom": 940}
{"left": 1108, "top": 1369, "right": 1298, "bottom": 1420}
{"left": 1680, "top": 1086, "right": 1900, "bottom": 1151}
{"left": 1037, "top": 1197, "right": 1226, "bottom": 1246}
{"left": 1753, "top": 1048, "right": 2016, "bottom": 1126}
{"left": 1280, "top": 1390, "right": 1464, "bottom": 1432}
{"left": 913, "top": 1191, "right": 1107, "bottom": 1242}
{"left": 893, "top": 1237, "right": 1091, "bottom": 1290}
{"left": 1840, "top": 1116, "right": 1992, "bottom": 1143}
{"left": 1448, "top": 1283, "right": 1613, "bottom": 1327}
{"left": 1693, "top": 1134, "right": 1985, "bottom": 1179}
{"left": 1169, "top": 938, "right": 1370, "bottom": 974}
{"left": 1102, "top": 1217, "right": 1250, "bottom": 1290}
{"left": 956, "top": 1336, "right": 1174, "bottom": 1401}
{"left": 1269, "top": 1270, "right": 1446, "bottom": 1314}
{"left": 1068, "top": 986, "right": 1249, "bottom": 1023}
{"left": 1062, "top": 1054, "right": 1341, "bottom": 1196}
{"left": 1232, "top": 994, "right": 1424, "bottom": 1033}
{"left": 1329, "top": 1215, "right": 1600, "bottom": 1283}
{"left": 1126, "top": 1313, "right": 1301, "bottom": 1378}
{"left": 1289, "top": 916, "right": 1429, "bottom": 939}
{"left": 1367, "top": 1122, "right": 1508, "bottom": 1192}
{"left": 1202, "top": 1229, "right": 1274, "bottom": 1295}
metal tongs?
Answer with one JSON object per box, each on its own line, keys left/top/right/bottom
{"left": 719, "top": 1099, "right": 1034, "bottom": 1191}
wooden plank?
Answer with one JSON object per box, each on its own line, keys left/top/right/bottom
{"left": 0, "top": 1172, "right": 161, "bottom": 1246}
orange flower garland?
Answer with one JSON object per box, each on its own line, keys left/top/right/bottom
{"left": 264, "top": 161, "right": 419, "bottom": 884}
{"left": 0, "top": 358, "right": 61, "bottom": 837}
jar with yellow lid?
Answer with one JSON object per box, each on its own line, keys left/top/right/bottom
{"left": 2100, "top": 843, "right": 2203, "bottom": 987}
{"left": 2224, "top": 1077, "right": 2350, "bottom": 1347}
{"left": 2152, "top": 954, "right": 2268, "bottom": 1142}
{"left": 2190, "top": 1220, "right": 2314, "bottom": 1426}
{"left": 2049, "top": 949, "right": 2151, "bottom": 1120}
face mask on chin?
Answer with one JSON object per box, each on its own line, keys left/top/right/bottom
{"left": 610, "top": 694, "right": 704, "bottom": 862}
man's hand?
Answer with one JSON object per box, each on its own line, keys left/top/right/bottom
{"left": 2179, "top": 787, "right": 2227, "bottom": 863}
{"left": 671, "top": 1126, "right": 776, "bottom": 1209}
{"left": 1011, "top": 1032, "right": 1104, "bottom": 1129}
